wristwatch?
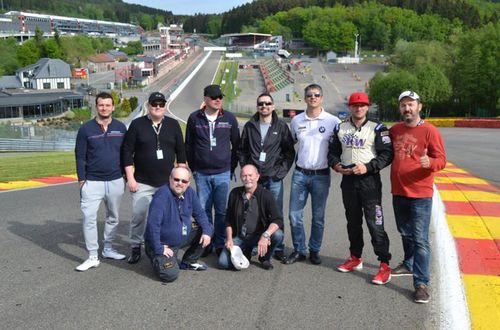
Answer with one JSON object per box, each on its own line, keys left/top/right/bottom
{"left": 262, "top": 231, "right": 271, "bottom": 240}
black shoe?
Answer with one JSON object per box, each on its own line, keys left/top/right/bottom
{"left": 259, "top": 257, "right": 274, "bottom": 270}
{"left": 201, "top": 245, "right": 212, "bottom": 258}
{"left": 273, "top": 250, "right": 285, "bottom": 261}
{"left": 309, "top": 251, "right": 322, "bottom": 265}
{"left": 282, "top": 251, "right": 306, "bottom": 265}
{"left": 127, "top": 246, "right": 141, "bottom": 264}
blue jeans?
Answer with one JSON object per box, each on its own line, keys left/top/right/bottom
{"left": 259, "top": 178, "right": 284, "bottom": 252}
{"left": 288, "top": 170, "right": 331, "bottom": 254}
{"left": 392, "top": 196, "right": 432, "bottom": 287}
{"left": 194, "top": 171, "right": 230, "bottom": 249}
{"left": 218, "top": 230, "right": 284, "bottom": 269}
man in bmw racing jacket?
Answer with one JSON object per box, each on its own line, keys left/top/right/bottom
{"left": 328, "top": 92, "right": 394, "bottom": 285}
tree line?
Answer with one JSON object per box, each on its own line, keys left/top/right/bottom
{"left": 183, "top": 0, "right": 498, "bottom": 35}
{"left": 0, "top": 28, "right": 144, "bottom": 76}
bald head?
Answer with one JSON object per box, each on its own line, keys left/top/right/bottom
{"left": 241, "top": 164, "right": 260, "bottom": 192}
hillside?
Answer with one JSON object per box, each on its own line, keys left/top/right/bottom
{"left": 2, "top": 0, "right": 175, "bottom": 30}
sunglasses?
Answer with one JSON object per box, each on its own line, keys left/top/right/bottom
{"left": 306, "top": 93, "right": 322, "bottom": 98}
{"left": 151, "top": 102, "right": 166, "bottom": 108}
{"left": 173, "top": 177, "right": 189, "bottom": 184}
{"left": 209, "top": 95, "right": 223, "bottom": 100}
{"left": 257, "top": 101, "right": 273, "bottom": 107}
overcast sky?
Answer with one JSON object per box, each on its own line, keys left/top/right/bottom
{"left": 122, "top": 0, "right": 253, "bottom": 15}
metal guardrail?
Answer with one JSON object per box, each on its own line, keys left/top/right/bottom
{"left": 0, "top": 138, "right": 75, "bottom": 151}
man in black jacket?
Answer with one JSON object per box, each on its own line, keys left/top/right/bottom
{"left": 328, "top": 92, "right": 393, "bottom": 285}
{"left": 121, "top": 91, "right": 187, "bottom": 264}
{"left": 238, "top": 93, "right": 295, "bottom": 260}
{"left": 218, "top": 165, "right": 284, "bottom": 270}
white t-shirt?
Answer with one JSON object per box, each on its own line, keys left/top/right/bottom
{"left": 290, "top": 109, "right": 340, "bottom": 170}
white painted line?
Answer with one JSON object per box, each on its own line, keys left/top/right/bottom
{"left": 432, "top": 185, "right": 471, "bottom": 330}
{"left": 166, "top": 51, "right": 214, "bottom": 124}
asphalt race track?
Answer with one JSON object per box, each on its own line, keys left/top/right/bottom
{"left": 2, "top": 52, "right": 498, "bottom": 329}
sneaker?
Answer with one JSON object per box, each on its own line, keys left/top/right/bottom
{"left": 102, "top": 248, "right": 126, "bottom": 260}
{"left": 414, "top": 284, "right": 430, "bottom": 304}
{"left": 259, "top": 257, "right": 274, "bottom": 270}
{"left": 127, "top": 246, "right": 141, "bottom": 264}
{"left": 392, "top": 263, "right": 413, "bottom": 277}
{"left": 337, "top": 255, "right": 363, "bottom": 273}
{"left": 75, "top": 256, "right": 100, "bottom": 272}
{"left": 179, "top": 261, "right": 208, "bottom": 271}
{"left": 372, "top": 262, "right": 391, "bottom": 285}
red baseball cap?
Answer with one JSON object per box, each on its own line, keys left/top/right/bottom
{"left": 348, "top": 92, "right": 370, "bottom": 106}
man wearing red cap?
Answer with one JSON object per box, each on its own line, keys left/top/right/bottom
{"left": 328, "top": 91, "right": 393, "bottom": 285}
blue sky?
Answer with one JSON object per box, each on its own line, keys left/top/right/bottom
{"left": 123, "top": 0, "right": 253, "bottom": 15}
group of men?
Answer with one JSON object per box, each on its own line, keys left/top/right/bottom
{"left": 75, "top": 82, "right": 445, "bottom": 304}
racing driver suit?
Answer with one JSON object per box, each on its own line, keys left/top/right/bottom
{"left": 328, "top": 118, "right": 393, "bottom": 263}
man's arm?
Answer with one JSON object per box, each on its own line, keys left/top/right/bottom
{"left": 237, "top": 123, "right": 251, "bottom": 167}
{"left": 173, "top": 120, "right": 187, "bottom": 164}
{"left": 425, "top": 126, "right": 447, "bottom": 171}
{"left": 366, "top": 123, "right": 393, "bottom": 174}
{"left": 75, "top": 126, "right": 87, "bottom": 187}
{"left": 276, "top": 123, "right": 296, "bottom": 179}
{"left": 230, "top": 115, "right": 241, "bottom": 174}
{"left": 121, "top": 120, "right": 138, "bottom": 191}
{"left": 191, "top": 189, "right": 214, "bottom": 237}
{"left": 184, "top": 115, "right": 194, "bottom": 168}
{"left": 144, "top": 192, "right": 166, "bottom": 255}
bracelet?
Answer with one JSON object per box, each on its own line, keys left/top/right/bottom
{"left": 262, "top": 231, "right": 271, "bottom": 240}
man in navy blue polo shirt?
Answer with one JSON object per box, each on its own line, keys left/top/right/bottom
{"left": 75, "top": 92, "right": 127, "bottom": 271}
{"left": 144, "top": 167, "right": 213, "bottom": 282}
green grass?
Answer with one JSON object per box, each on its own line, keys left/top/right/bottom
{"left": 0, "top": 152, "right": 76, "bottom": 182}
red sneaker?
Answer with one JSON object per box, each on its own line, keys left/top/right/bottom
{"left": 372, "top": 262, "right": 391, "bottom": 285}
{"left": 337, "top": 255, "right": 363, "bottom": 273}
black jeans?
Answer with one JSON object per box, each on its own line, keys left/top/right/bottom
{"left": 145, "top": 226, "right": 204, "bottom": 282}
{"left": 340, "top": 174, "right": 391, "bottom": 263}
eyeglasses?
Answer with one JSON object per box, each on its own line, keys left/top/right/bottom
{"left": 173, "top": 177, "right": 189, "bottom": 184}
{"left": 209, "top": 95, "right": 223, "bottom": 100}
{"left": 257, "top": 101, "right": 273, "bottom": 107}
{"left": 151, "top": 102, "right": 166, "bottom": 108}
{"left": 306, "top": 93, "right": 322, "bottom": 98}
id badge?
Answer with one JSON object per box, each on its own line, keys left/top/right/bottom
{"left": 156, "top": 149, "right": 163, "bottom": 160}
{"left": 182, "top": 224, "right": 187, "bottom": 236}
{"left": 259, "top": 152, "right": 267, "bottom": 162}
{"left": 210, "top": 137, "right": 217, "bottom": 147}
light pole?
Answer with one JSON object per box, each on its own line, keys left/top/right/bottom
{"left": 354, "top": 33, "right": 359, "bottom": 59}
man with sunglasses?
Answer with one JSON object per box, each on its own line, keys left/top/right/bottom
{"left": 328, "top": 92, "right": 393, "bottom": 285}
{"left": 144, "top": 167, "right": 213, "bottom": 282}
{"left": 238, "top": 93, "right": 295, "bottom": 261}
{"left": 283, "top": 84, "right": 340, "bottom": 265}
{"left": 185, "top": 84, "right": 240, "bottom": 256}
{"left": 122, "top": 91, "right": 187, "bottom": 264}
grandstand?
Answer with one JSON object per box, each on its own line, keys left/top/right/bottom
{"left": 259, "top": 57, "right": 294, "bottom": 93}
{"left": 0, "top": 11, "right": 142, "bottom": 36}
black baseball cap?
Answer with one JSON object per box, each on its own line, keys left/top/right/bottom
{"left": 203, "top": 85, "right": 224, "bottom": 98}
{"left": 148, "top": 92, "right": 166, "bottom": 104}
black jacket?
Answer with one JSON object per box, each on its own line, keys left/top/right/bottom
{"left": 225, "top": 186, "right": 283, "bottom": 238}
{"left": 238, "top": 111, "right": 295, "bottom": 180}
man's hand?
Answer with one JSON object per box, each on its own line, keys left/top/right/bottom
{"left": 334, "top": 163, "right": 353, "bottom": 175}
{"left": 127, "top": 178, "right": 139, "bottom": 192}
{"left": 163, "top": 245, "right": 174, "bottom": 257}
{"left": 258, "top": 236, "right": 271, "bottom": 257}
{"left": 199, "top": 234, "right": 211, "bottom": 248}
{"left": 79, "top": 180, "right": 85, "bottom": 189}
{"left": 420, "top": 148, "right": 430, "bottom": 169}
{"left": 230, "top": 172, "right": 237, "bottom": 182}
{"left": 225, "top": 238, "right": 234, "bottom": 251}
{"left": 353, "top": 163, "right": 367, "bottom": 175}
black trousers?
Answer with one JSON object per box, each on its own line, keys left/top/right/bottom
{"left": 340, "top": 174, "right": 391, "bottom": 263}
{"left": 145, "top": 226, "right": 203, "bottom": 282}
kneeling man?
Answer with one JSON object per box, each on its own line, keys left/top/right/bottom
{"left": 218, "top": 164, "right": 284, "bottom": 270}
{"left": 144, "top": 167, "right": 213, "bottom": 282}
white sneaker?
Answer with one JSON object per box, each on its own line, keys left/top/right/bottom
{"left": 75, "top": 256, "right": 100, "bottom": 271}
{"left": 102, "top": 248, "right": 126, "bottom": 260}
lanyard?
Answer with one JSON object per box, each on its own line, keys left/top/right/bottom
{"left": 152, "top": 122, "right": 162, "bottom": 150}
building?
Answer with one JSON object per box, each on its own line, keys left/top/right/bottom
{"left": 13, "top": 58, "right": 72, "bottom": 90}
{"left": 0, "top": 89, "right": 84, "bottom": 121}
{"left": 87, "top": 53, "right": 117, "bottom": 73}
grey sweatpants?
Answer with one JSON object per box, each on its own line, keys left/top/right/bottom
{"left": 129, "top": 183, "right": 159, "bottom": 247}
{"left": 80, "top": 178, "right": 125, "bottom": 256}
